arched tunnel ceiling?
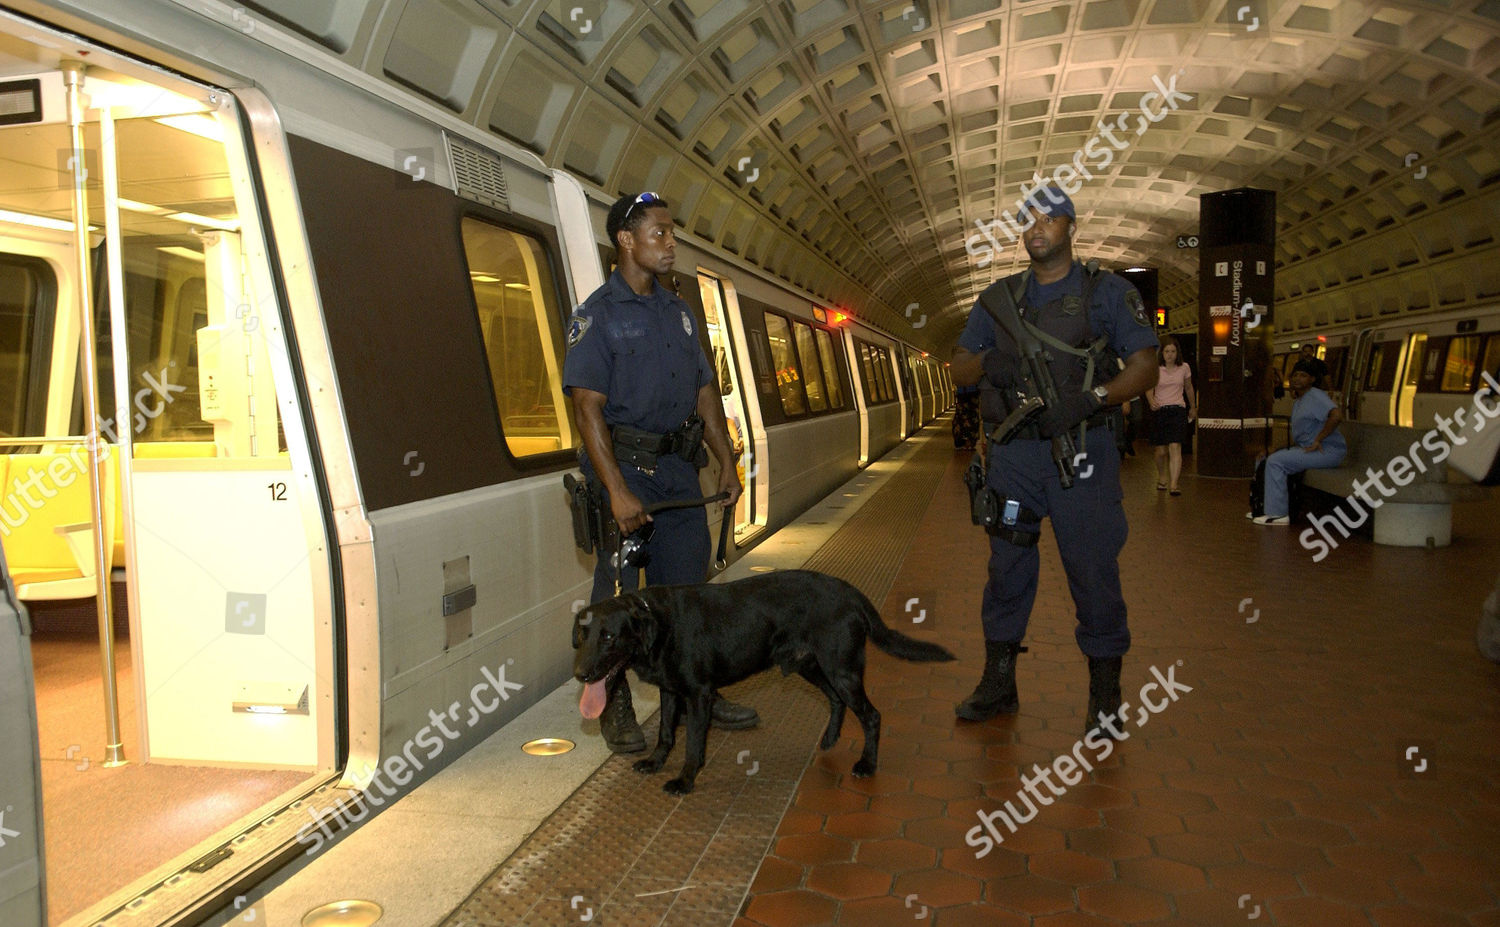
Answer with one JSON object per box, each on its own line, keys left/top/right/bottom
{"left": 246, "top": 0, "right": 1500, "bottom": 353}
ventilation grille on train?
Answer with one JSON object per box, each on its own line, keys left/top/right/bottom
{"left": 445, "top": 133, "right": 509, "bottom": 211}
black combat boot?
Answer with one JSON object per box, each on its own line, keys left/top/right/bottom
{"left": 600, "top": 671, "right": 646, "bottom": 754}
{"left": 1084, "top": 656, "right": 1123, "bottom": 738}
{"left": 955, "top": 640, "right": 1021, "bottom": 721}
{"left": 710, "top": 692, "right": 760, "bottom": 729}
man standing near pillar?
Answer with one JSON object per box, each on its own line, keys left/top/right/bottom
{"left": 950, "top": 184, "right": 1160, "bottom": 736}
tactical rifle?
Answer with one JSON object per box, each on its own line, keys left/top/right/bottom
{"left": 977, "top": 282, "right": 1080, "bottom": 489}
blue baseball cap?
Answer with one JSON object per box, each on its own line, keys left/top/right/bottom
{"left": 1016, "top": 184, "right": 1076, "bottom": 223}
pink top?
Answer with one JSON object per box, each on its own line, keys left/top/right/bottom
{"left": 1155, "top": 362, "right": 1192, "bottom": 407}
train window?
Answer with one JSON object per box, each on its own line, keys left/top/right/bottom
{"left": 763, "top": 312, "right": 808, "bottom": 416}
{"left": 460, "top": 218, "right": 576, "bottom": 459}
{"left": 791, "top": 320, "right": 828, "bottom": 413}
{"left": 0, "top": 255, "right": 55, "bottom": 439}
{"left": 1440, "top": 335, "right": 1480, "bottom": 392}
{"left": 814, "top": 329, "right": 846, "bottom": 409}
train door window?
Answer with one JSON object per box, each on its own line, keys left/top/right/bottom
{"left": 860, "top": 341, "right": 884, "bottom": 402}
{"left": 814, "top": 329, "right": 845, "bottom": 409}
{"left": 1366, "top": 342, "right": 1400, "bottom": 391}
{"left": 460, "top": 218, "right": 575, "bottom": 459}
{"left": 0, "top": 255, "right": 55, "bottom": 439}
{"left": 1417, "top": 336, "right": 1447, "bottom": 392}
{"left": 763, "top": 313, "right": 808, "bottom": 416}
{"left": 791, "top": 320, "right": 828, "bottom": 413}
{"left": 1482, "top": 335, "right": 1500, "bottom": 382}
{"left": 1440, "top": 335, "right": 1480, "bottom": 392}
{"left": 876, "top": 347, "right": 895, "bottom": 401}
{"left": 860, "top": 342, "right": 877, "bottom": 401}
{"left": 1324, "top": 347, "right": 1348, "bottom": 391}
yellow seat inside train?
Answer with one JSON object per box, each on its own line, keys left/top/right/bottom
{"left": 2, "top": 442, "right": 216, "bottom": 599}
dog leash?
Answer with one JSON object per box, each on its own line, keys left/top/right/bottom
{"left": 614, "top": 492, "right": 733, "bottom": 594}
{"left": 643, "top": 492, "right": 733, "bottom": 570}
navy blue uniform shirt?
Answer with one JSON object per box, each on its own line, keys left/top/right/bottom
{"left": 958, "top": 262, "right": 1159, "bottom": 362}
{"left": 562, "top": 270, "right": 714, "bottom": 435}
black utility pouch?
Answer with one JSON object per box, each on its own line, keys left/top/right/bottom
{"left": 964, "top": 456, "right": 999, "bottom": 529}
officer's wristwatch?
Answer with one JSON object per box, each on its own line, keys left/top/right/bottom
{"left": 1091, "top": 385, "right": 1110, "bottom": 406}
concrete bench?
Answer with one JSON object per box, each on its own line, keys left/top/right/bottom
{"left": 1300, "top": 422, "right": 1490, "bottom": 547}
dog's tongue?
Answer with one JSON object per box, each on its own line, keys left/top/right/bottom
{"left": 580, "top": 679, "right": 608, "bottom": 720}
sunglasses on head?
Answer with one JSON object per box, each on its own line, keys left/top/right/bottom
{"left": 623, "top": 191, "right": 666, "bottom": 221}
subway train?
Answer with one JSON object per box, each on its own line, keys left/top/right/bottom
{"left": 1267, "top": 307, "right": 1500, "bottom": 434}
{"left": 0, "top": 4, "right": 955, "bottom": 926}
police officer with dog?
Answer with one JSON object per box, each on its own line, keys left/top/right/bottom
{"left": 951, "top": 184, "right": 1159, "bottom": 737}
{"left": 563, "top": 191, "right": 758, "bottom": 754}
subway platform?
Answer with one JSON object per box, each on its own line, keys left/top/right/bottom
{"left": 232, "top": 420, "right": 1500, "bottom": 927}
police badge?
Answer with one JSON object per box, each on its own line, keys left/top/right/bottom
{"left": 567, "top": 311, "right": 591, "bottom": 347}
{"left": 681, "top": 311, "right": 692, "bottom": 336}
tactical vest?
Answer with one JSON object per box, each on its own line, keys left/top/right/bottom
{"left": 979, "top": 260, "right": 1117, "bottom": 425}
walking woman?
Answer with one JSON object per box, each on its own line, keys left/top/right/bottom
{"left": 1146, "top": 337, "right": 1195, "bottom": 495}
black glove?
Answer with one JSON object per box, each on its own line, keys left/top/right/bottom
{"left": 1038, "top": 388, "right": 1102, "bottom": 439}
{"left": 981, "top": 349, "right": 1022, "bottom": 389}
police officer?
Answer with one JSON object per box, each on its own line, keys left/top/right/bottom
{"left": 950, "top": 184, "right": 1159, "bottom": 736}
{"left": 562, "top": 191, "right": 759, "bottom": 753}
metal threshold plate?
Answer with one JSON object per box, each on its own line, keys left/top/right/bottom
{"left": 302, "top": 899, "right": 383, "bottom": 926}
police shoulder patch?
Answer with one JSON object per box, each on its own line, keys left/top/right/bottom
{"left": 1125, "top": 287, "right": 1150, "bottom": 328}
{"left": 566, "top": 310, "right": 592, "bottom": 347}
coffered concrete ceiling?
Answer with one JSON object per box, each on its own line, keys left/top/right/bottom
{"left": 242, "top": 0, "right": 1500, "bottom": 351}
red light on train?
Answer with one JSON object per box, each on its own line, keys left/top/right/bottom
{"left": 831, "top": 311, "right": 848, "bottom": 324}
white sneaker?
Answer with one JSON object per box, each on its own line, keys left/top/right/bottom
{"left": 1252, "top": 515, "right": 1289, "bottom": 526}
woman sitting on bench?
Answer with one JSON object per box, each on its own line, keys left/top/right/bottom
{"left": 1252, "top": 360, "right": 1346, "bottom": 525}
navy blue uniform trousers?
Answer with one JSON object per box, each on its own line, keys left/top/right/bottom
{"left": 981, "top": 424, "right": 1130, "bottom": 657}
{"left": 584, "top": 454, "right": 710, "bottom": 604}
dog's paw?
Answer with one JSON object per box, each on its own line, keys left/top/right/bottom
{"left": 851, "top": 758, "right": 876, "bottom": 778}
{"left": 662, "top": 777, "right": 695, "bottom": 795}
{"left": 632, "top": 757, "right": 664, "bottom": 774}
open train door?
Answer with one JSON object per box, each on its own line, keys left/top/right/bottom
{"left": 1346, "top": 328, "right": 1374, "bottom": 419}
{"left": 696, "top": 273, "right": 762, "bottom": 542}
{"left": 0, "top": 543, "right": 45, "bottom": 927}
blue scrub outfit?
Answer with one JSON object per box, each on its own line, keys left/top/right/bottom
{"left": 958, "top": 263, "right": 1159, "bottom": 658}
{"left": 1263, "top": 388, "right": 1346, "bottom": 518}
{"left": 562, "top": 270, "right": 715, "bottom": 604}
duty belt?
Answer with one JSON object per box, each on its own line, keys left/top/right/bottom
{"left": 983, "top": 408, "right": 1116, "bottom": 442}
{"left": 611, "top": 416, "right": 705, "bottom": 471}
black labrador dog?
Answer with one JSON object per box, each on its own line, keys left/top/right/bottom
{"left": 574, "top": 569, "right": 955, "bottom": 795}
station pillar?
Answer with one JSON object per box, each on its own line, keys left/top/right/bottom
{"left": 1196, "top": 188, "right": 1276, "bottom": 478}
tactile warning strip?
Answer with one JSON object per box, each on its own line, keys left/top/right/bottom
{"left": 439, "top": 432, "right": 955, "bottom": 927}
